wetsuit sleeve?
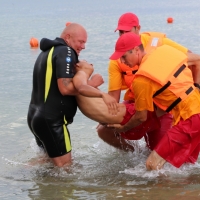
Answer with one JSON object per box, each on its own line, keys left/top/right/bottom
{"left": 55, "top": 46, "right": 77, "bottom": 79}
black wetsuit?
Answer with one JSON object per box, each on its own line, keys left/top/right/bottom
{"left": 27, "top": 38, "right": 78, "bottom": 158}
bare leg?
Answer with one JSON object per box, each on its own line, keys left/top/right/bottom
{"left": 27, "top": 155, "right": 51, "bottom": 166}
{"left": 97, "top": 124, "right": 134, "bottom": 151}
{"left": 146, "top": 150, "right": 166, "bottom": 170}
{"left": 51, "top": 152, "right": 72, "bottom": 167}
{"left": 28, "top": 152, "right": 72, "bottom": 168}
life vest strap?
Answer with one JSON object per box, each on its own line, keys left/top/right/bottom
{"left": 165, "top": 86, "right": 194, "bottom": 112}
{"left": 153, "top": 64, "right": 186, "bottom": 98}
{"left": 122, "top": 70, "right": 138, "bottom": 75}
{"left": 153, "top": 81, "right": 171, "bottom": 98}
{"left": 174, "top": 64, "right": 186, "bottom": 77}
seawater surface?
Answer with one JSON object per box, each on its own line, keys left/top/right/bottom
{"left": 0, "top": 0, "right": 200, "bottom": 199}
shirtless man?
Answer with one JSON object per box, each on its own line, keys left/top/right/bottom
{"left": 74, "top": 61, "right": 160, "bottom": 151}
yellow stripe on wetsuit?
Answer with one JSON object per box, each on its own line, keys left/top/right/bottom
{"left": 63, "top": 117, "right": 71, "bottom": 152}
{"left": 45, "top": 47, "right": 54, "bottom": 102}
{"left": 45, "top": 47, "right": 71, "bottom": 152}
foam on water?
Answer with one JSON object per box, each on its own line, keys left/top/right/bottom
{"left": 23, "top": 138, "right": 200, "bottom": 182}
{"left": 2, "top": 136, "right": 200, "bottom": 199}
{"left": 1, "top": 0, "right": 200, "bottom": 198}
{"left": 2, "top": 157, "right": 30, "bottom": 167}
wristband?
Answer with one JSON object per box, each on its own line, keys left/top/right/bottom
{"left": 194, "top": 83, "right": 200, "bottom": 89}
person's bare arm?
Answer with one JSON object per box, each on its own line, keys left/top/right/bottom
{"left": 107, "top": 110, "right": 148, "bottom": 132}
{"left": 108, "top": 90, "right": 121, "bottom": 102}
{"left": 74, "top": 71, "right": 104, "bottom": 97}
{"left": 57, "top": 60, "right": 104, "bottom": 96}
{"left": 87, "top": 73, "right": 104, "bottom": 88}
{"left": 187, "top": 52, "right": 200, "bottom": 86}
{"left": 76, "top": 61, "right": 104, "bottom": 88}
{"left": 74, "top": 70, "right": 119, "bottom": 115}
{"left": 57, "top": 78, "right": 78, "bottom": 96}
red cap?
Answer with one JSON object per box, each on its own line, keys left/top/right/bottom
{"left": 115, "top": 12, "right": 139, "bottom": 32}
{"left": 109, "top": 32, "right": 141, "bottom": 60}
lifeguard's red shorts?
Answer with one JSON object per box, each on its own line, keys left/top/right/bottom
{"left": 154, "top": 113, "right": 200, "bottom": 168}
{"left": 120, "top": 101, "right": 173, "bottom": 150}
{"left": 144, "top": 113, "right": 173, "bottom": 150}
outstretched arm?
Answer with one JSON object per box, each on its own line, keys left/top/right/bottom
{"left": 73, "top": 70, "right": 104, "bottom": 97}
{"left": 187, "top": 52, "right": 200, "bottom": 89}
{"left": 57, "top": 78, "right": 78, "bottom": 96}
{"left": 107, "top": 110, "right": 147, "bottom": 132}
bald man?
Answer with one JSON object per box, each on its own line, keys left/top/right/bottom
{"left": 27, "top": 23, "right": 101, "bottom": 167}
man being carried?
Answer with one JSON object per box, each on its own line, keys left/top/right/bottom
{"left": 73, "top": 61, "right": 161, "bottom": 151}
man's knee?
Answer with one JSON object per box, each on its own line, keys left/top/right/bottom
{"left": 96, "top": 124, "right": 112, "bottom": 139}
{"left": 96, "top": 125, "right": 119, "bottom": 144}
{"left": 51, "top": 152, "right": 72, "bottom": 167}
{"left": 96, "top": 124, "right": 104, "bottom": 138}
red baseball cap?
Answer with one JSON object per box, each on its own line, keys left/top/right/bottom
{"left": 109, "top": 32, "right": 141, "bottom": 60}
{"left": 115, "top": 12, "right": 139, "bottom": 32}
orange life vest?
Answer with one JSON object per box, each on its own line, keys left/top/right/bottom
{"left": 117, "top": 32, "right": 166, "bottom": 98}
{"left": 142, "top": 32, "right": 166, "bottom": 53}
{"left": 135, "top": 45, "right": 195, "bottom": 112}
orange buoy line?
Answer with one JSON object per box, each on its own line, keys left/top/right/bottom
{"left": 167, "top": 17, "right": 173, "bottom": 23}
{"left": 30, "top": 37, "right": 39, "bottom": 48}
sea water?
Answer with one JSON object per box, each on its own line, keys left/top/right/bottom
{"left": 0, "top": 0, "right": 200, "bottom": 199}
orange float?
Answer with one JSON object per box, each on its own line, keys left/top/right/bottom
{"left": 30, "top": 37, "right": 39, "bottom": 48}
{"left": 167, "top": 17, "right": 173, "bottom": 23}
{"left": 66, "top": 22, "right": 71, "bottom": 26}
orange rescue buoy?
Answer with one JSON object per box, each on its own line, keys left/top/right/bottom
{"left": 30, "top": 37, "right": 39, "bottom": 48}
{"left": 66, "top": 22, "right": 71, "bottom": 26}
{"left": 167, "top": 17, "right": 173, "bottom": 23}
